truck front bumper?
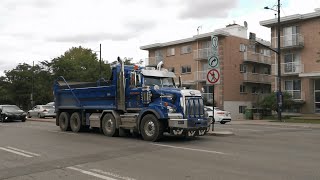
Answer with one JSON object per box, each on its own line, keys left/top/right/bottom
{"left": 168, "top": 113, "right": 209, "bottom": 136}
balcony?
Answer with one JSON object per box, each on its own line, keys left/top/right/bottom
{"left": 243, "top": 51, "right": 272, "bottom": 65}
{"left": 194, "top": 71, "right": 207, "bottom": 82}
{"left": 285, "top": 90, "right": 305, "bottom": 101}
{"left": 193, "top": 48, "right": 213, "bottom": 61}
{"left": 145, "top": 56, "right": 163, "bottom": 66}
{"left": 243, "top": 73, "right": 272, "bottom": 84}
{"left": 272, "top": 62, "right": 304, "bottom": 76}
{"left": 272, "top": 34, "right": 304, "bottom": 49}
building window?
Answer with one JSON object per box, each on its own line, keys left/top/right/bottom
{"left": 181, "top": 65, "right": 191, "bottom": 74}
{"left": 240, "top": 44, "right": 246, "bottom": 52}
{"left": 168, "top": 67, "right": 175, "bottom": 73}
{"left": 181, "top": 45, "right": 192, "bottom": 54}
{"left": 167, "top": 48, "right": 175, "bottom": 56}
{"left": 284, "top": 53, "right": 300, "bottom": 73}
{"left": 240, "top": 64, "right": 247, "bottom": 73}
{"left": 283, "top": 26, "right": 300, "bottom": 46}
{"left": 252, "top": 86, "right": 258, "bottom": 94}
{"left": 240, "top": 85, "right": 246, "bottom": 93}
{"left": 285, "top": 79, "right": 301, "bottom": 99}
{"left": 239, "top": 106, "right": 247, "bottom": 114}
{"left": 201, "top": 41, "right": 210, "bottom": 49}
{"left": 252, "top": 65, "right": 257, "bottom": 73}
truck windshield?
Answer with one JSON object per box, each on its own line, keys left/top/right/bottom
{"left": 144, "top": 76, "right": 174, "bottom": 87}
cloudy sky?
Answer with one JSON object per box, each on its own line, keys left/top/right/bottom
{"left": 0, "top": 0, "right": 319, "bottom": 75}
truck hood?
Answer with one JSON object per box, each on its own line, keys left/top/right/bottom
{"left": 155, "top": 87, "right": 202, "bottom": 97}
{"left": 3, "top": 110, "right": 25, "bottom": 115}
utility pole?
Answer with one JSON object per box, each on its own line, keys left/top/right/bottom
{"left": 31, "top": 61, "right": 34, "bottom": 108}
{"left": 99, "top": 43, "right": 102, "bottom": 79}
{"left": 277, "top": 0, "right": 282, "bottom": 122}
{"left": 264, "top": 0, "right": 282, "bottom": 121}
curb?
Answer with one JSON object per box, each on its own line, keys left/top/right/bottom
{"left": 233, "top": 122, "right": 320, "bottom": 129}
{"left": 206, "top": 131, "right": 234, "bottom": 136}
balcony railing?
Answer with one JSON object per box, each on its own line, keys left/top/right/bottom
{"left": 193, "top": 48, "right": 213, "bottom": 60}
{"left": 243, "top": 51, "right": 272, "bottom": 65}
{"left": 194, "top": 71, "right": 207, "bottom": 82}
{"left": 243, "top": 73, "right": 272, "bottom": 84}
{"left": 272, "top": 34, "right": 304, "bottom": 49}
{"left": 145, "top": 56, "right": 163, "bottom": 66}
{"left": 272, "top": 62, "right": 304, "bottom": 75}
{"left": 284, "top": 90, "right": 305, "bottom": 101}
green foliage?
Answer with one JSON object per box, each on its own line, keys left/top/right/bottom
{"left": 258, "top": 92, "right": 295, "bottom": 112}
{"left": 51, "top": 46, "right": 111, "bottom": 81}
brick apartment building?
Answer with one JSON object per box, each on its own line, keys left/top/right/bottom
{"left": 140, "top": 24, "right": 272, "bottom": 119}
{"left": 260, "top": 8, "right": 320, "bottom": 114}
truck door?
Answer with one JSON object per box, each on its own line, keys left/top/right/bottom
{"left": 126, "top": 71, "right": 142, "bottom": 110}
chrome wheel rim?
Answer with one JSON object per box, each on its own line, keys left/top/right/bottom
{"left": 105, "top": 119, "right": 113, "bottom": 132}
{"left": 144, "top": 120, "right": 155, "bottom": 137}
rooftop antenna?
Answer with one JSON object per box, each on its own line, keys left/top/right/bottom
{"left": 197, "top": 26, "right": 202, "bottom": 35}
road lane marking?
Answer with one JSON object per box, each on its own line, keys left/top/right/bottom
{"left": 152, "top": 143, "right": 230, "bottom": 155}
{"left": 91, "top": 169, "right": 136, "bottom": 180}
{"left": 67, "top": 166, "right": 118, "bottom": 180}
{"left": 6, "top": 146, "right": 41, "bottom": 157}
{"left": 0, "top": 147, "right": 33, "bottom": 157}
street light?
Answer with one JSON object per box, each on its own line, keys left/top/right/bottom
{"left": 265, "top": 0, "right": 282, "bottom": 122}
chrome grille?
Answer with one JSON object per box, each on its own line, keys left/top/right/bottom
{"left": 185, "top": 97, "right": 204, "bottom": 118}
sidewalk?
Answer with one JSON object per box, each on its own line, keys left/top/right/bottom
{"left": 230, "top": 119, "right": 320, "bottom": 129}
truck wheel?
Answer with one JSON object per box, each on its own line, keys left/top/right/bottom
{"left": 140, "top": 114, "right": 164, "bottom": 142}
{"left": 70, "top": 112, "right": 82, "bottom": 133}
{"left": 101, "top": 114, "right": 119, "bottom": 137}
{"left": 59, "top": 112, "right": 70, "bottom": 131}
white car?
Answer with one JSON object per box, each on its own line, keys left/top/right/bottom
{"left": 204, "top": 106, "right": 231, "bottom": 124}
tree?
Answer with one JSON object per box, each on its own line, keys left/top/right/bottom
{"left": 51, "top": 46, "right": 111, "bottom": 82}
{"left": 258, "top": 92, "right": 295, "bottom": 112}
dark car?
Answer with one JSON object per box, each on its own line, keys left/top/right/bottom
{"left": 0, "top": 105, "right": 27, "bottom": 122}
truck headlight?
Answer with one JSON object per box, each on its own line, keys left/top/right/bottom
{"left": 167, "top": 106, "right": 176, "bottom": 113}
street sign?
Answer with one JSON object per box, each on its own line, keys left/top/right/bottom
{"left": 211, "top": 36, "right": 218, "bottom": 50}
{"left": 206, "top": 68, "right": 221, "bottom": 85}
{"left": 208, "top": 55, "right": 219, "bottom": 68}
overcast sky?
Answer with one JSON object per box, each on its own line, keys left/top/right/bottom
{"left": 0, "top": 0, "right": 319, "bottom": 76}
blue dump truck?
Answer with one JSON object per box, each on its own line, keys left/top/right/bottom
{"left": 54, "top": 57, "right": 209, "bottom": 141}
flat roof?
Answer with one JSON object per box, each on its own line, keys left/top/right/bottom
{"left": 260, "top": 10, "right": 320, "bottom": 27}
{"left": 140, "top": 30, "right": 230, "bottom": 50}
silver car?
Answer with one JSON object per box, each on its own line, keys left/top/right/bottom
{"left": 27, "top": 105, "right": 56, "bottom": 118}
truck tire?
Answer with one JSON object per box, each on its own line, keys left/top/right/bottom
{"left": 59, "top": 112, "right": 70, "bottom": 131}
{"left": 101, "top": 114, "right": 119, "bottom": 137}
{"left": 70, "top": 112, "right": 82, "bottom": 133}
{"left": 140, "top": 114, "right": 164, "bottom": 142}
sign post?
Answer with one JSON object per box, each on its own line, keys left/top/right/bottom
{"left": 207, "top": 35, "right": 219, "bottom": 131}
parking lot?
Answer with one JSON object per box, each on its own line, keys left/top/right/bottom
{"left": 0, "top": 119, "right": 320, "bottom": 180}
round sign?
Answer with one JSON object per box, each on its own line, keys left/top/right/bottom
{"left": 211, "top": 36, "right": 218, "bottom": 49}
{"left": 208, "top": 56, "right": 219, "bottom": 68}
{"left": 207, "top": 69, "right": 220, "bottom": 84}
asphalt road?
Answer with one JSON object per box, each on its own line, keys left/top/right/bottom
{"left": 0, "top": 119, "right": 319, "bottom": 180}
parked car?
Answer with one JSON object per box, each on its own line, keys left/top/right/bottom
{"left": 27, "top": 105, "right": 56, "bottom": 118}
{"left": 204, "top": 106, "right": 232, "bottom": 124}
{"left": 0, "top": 105, "right": 27, "bottom": 122}
{"left": 46, "top": 102, "right": 55, "bottom": 106}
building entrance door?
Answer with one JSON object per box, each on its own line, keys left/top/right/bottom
{"left": 314, "top": 79, "right": 320, "bottom": 113}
